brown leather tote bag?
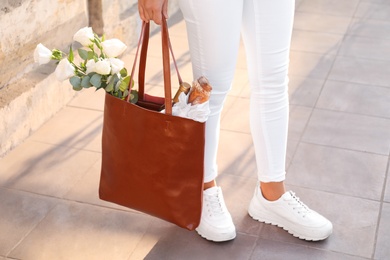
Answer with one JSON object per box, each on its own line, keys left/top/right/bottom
{"left": 99, "top": 20, "right": 205, "bottom": 231}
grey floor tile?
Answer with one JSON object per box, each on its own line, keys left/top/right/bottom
{"left": 0, "top": 141, "right": 100, "bottom": 197}
{"left": 329, "top": 56, "right": 390, "bottom": 88}
{"left": 0, "top": 189, "right": 57, "bottom": 256}
{"left": 217, "top": 130, "right": 257, "bottom": 179}
{"left": 289, "top": 76, "right": 324, "bottom": 107}
{"left": 63, "top": 159, "right": 136, "bottom": 212}
{"left": 144, "top": 228, "right": 257, "bottom": 260}
{"left": 316, "top": 80, "right": 390, "bottom": 118}
{"left": 298, "top": 0, "right": 360, "bottom": 17}
{"left": 339, "top": 35, "right": 390, "bottom": 61}
{"left": 302, "top": 109, "right": 390, "bottom": 155}
{"left": 385, "top": 168, "right": 390, "bottom": 203}
{"left": 229, "top": 68, "right": 249, "bottom": 98}
{"left": 293, "top": 12, "right": 352, "bottom": 34}
{"left": 348, "top": 18, "right": 390, "bottom": 39}
{"left": 128, "top": 218, "right": 177, "bottom": 260}
{"left": 256, "top": 187, "right": 380, "bottom": 258}
{"left": 374, "top": 202, "right": 390, "bottom": 260}
{"left": 289, "top": 105, "right": 312, "bottom": 141}
{"left": 217, "top": 174, "right": 263, "bottom": 236}
{"left": 355, "top": 2, "right": 390, "bottom": 21}
{"left": 250, "top": 238, "right": 367, "bottom": 260}
{"left": 291, "top": 30, "right": 343, "bottom": 56}
{"left": 287, "top": 143, "right": 387, "bottom": 200}
{"left": 28, "top": 106, "right": 103, "bottom": 152}
{"left": 289, "top": 51, "right": 335, "bottom": 80}
{"left": 9, "top": 201, "right": 153, "bottom": 260}
{"left": 220, "top": 97, "right": 250, "bottom": 133}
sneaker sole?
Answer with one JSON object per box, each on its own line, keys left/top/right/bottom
{"left": 248, "top": 205, "right": 332, "bottom": 241}
{"left": 196, "top": 228, "right": 236, "bottom": 242}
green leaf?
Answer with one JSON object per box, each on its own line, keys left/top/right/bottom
{"left": 69, "top": 76, "right": 82, "bottom": 91}
{"left": 119, "top": 75, "right": 131, "bottom": 92}
{"left": 130, "top": 90, "right": 138, "bottom": 103}
{"left": 99, "top": 81, "right": 107, "bottom": 90}
{"left": 81, "top": 76, "right": 91, "bottom": 88}
{"left": 105, "top": 79, "right": 115, "bottom": 92}
{"left": 78, "top": 49, "right": 89, "bottom": 60}
{"left": 68, "top": 45, "right": 74, "bottom": 63}
{"left": 90, "top": 74, "right": 102, "bottom": 88}
{"left": 120, "top": 68, "right": 128, "bottom": 78}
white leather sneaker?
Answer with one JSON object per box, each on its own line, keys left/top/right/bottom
{"left": 248, "top": 185, "right": 333, "bottom": 241}
{"left": 196, "top": 186, "right": 236, "bottom": 242}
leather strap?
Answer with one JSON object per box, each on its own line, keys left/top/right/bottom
{"left": 127, "top": 19, "right": 182, "bottom": 115}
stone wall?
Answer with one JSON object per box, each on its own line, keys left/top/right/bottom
{"left": 0, "top": 0, "right": 180, "bottom": 157}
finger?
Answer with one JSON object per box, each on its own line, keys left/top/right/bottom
{"left": 162, "top": 0, "right": 169, "bottom": 19}
{"left": 153, "top": 11, "right": 163, "bottom": 25}
{"left": 138, "top": 6, "right": 150, "bottom": 23}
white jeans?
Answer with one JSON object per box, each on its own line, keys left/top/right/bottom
{"left": 179, "top": 0, "right": 295, "bottom": 183}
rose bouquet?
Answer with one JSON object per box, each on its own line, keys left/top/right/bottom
{"left": 34, "top": 27, "right": 138, "bottom": 102}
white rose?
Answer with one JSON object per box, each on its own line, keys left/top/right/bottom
{"left": 85, "top": 59, "right": 96, "bottom": 74}
{"left": 55, "top": 59, "right": 75, "bottom": 81}
{"left": 34, "top": 43, "right": 52, "bottom": 65}
{"left": 101, "top": 39, "right": 127, "bottom": 58}
{"left": 94, "top": 59, "right": 111, "bottom": 75}
{"left": 73, "top": 27, "right": 94, "bottom": 47}
{"left": 109, "top": 58, "right": 124, "bottom": 74}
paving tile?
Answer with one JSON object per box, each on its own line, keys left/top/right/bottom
{"left": 229, "top": 68, "right": 249, "bottom": 98}
{"left": 254, "top": 187, "right": 380, "bottom": 258}
{"left": 296, "top": 0, "right": 304, "bottom": 8}
{"left": 63, "top": 159, "right": 136, "bottom": 212}
{"left": 302, "top": 109, "right": 390, "bottom": 155}
{"left": 289, "top": 51, "right": 335, "bottom": 80}
{"left": 217, "top": 130, "right": 257, "bottom": 179}
{"left": 374, "top": 202, "right": 390, "bottom": 260}
{"left": 291, "top": 30, "right": 343, "bottom": 56}
{"left": 348, "top": 18, "right": 390, "bottom": 39}
{"left": 298, "top": 0, "right": 360, "bottom": 17}
{"left": 144, "top": 227, "right": 257, "bottom": 260}
{"left": 0, "top": 189, "right": 57, "bottom": 256}
{"left": 287, "top": 143, "right": 387, "bottom": 200}
{"left": 9, "top": 201, "right": 153, "bottom": 260}
{"left": 289, "top": 76, "right": 324, "bottom": 107}
{"left": 385, "top": 168, "right": 390, "bottom": 203}
{"left": 217, "top": 174, "right": 302, "bottom": 238}
{"left": 28, "top": 106, "right": 103, "bottom": 152}
{"left": 338, "top": 35, "right": 390, "bottom": 61}
{"left": 250, "top": 238, "right": 366, "bottom": 260}
{"left": 128, "top": 218, "right": 177, "bottom": 260}
{"left": 355, "top": 2, "right": 390, "bottom": 20}
{"left": 293, "top": 12, "right": 352, "bottom": 34}
{"left": 316, "top": 80, "right": 390, "bottom": 119}
{"left": 289, "top": 105, "right": 312, "bottom": 141}
{"left": 220, "top": 97, "right": 250, "bottom": 133}
{"left": 329, "top": 56, "right": 390, "bottom": 88}
{"left": 0, "top": 141, "right": 100, "bottom": 197}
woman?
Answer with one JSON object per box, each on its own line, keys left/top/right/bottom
{"left": 138, "top": 0, "right": 333, "bottom": 242}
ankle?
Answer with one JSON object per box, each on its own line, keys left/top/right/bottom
{"left": 204, "top": 180, "right": 217, "bottom": 190}
{"left": 260, "top": 181, "right": 286, "bottom": 201}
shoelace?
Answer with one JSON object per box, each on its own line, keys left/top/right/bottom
{"left": 286, "top": 191, "right": 311, "bottom": 217}
{"left": 205, "top": 192, "right": 225, "bottom": 216}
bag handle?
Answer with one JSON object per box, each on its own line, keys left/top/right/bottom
{"left": 127, "top": 19, "right": 182, "bottom": 115}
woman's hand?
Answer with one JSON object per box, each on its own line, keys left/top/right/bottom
{"left": 138, "top": 0, "right": 168, "bottom": 25}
